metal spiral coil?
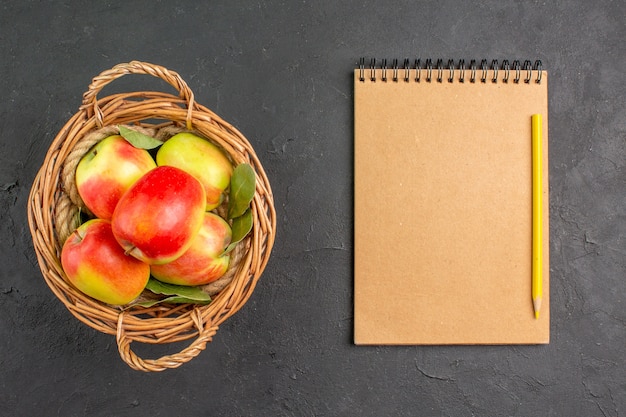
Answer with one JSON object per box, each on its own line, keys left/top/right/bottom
{"left": 359, "top": 57, "right": 543, "bottom": 83}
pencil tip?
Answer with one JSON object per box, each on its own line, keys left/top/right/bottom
{"left": 533, "top": 297, "right": 542, "bottom": 319}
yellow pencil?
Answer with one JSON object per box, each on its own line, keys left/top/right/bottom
{"left": 532, "top": 114, "right": 543, "bottom": 319}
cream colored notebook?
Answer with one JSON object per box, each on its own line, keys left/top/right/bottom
{"left": 354, "top": 58, "right": 549, "bottom": 344}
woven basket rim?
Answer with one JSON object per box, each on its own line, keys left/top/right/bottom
{"left": 27, "top": 61, "right": 276, "bottom": 372}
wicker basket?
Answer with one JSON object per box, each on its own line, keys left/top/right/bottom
{"left": 27, "top": 61, "right": 276, "bottom": 372}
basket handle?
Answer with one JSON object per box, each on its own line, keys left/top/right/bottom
{"left": 81, "top": 61, "right": 196, "bottom": 129}
{"left": 116, "top": 309, "right": 217, "bottom": 372}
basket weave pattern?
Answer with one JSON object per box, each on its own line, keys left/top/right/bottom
{"left": 27, "top": 61, "right": 276, "bottom": 372}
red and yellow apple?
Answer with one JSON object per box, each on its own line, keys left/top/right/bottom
{"left": 60, "top": 219, "right": 150, "bottom": 305}
{"left": 150, "top": 212, "right": 232, "bottom": 286}
{"left": 75, "top": 135, "right": 157, "bottom": 219}
{"left": 111, "top": 165, "right": 206, "bottom": 265}
{"left": 156, "top": 132, "right": 233, "bottom": 210}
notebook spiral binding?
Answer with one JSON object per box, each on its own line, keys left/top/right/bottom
{"left": 359, "top": 57, "right": 543, "bottom": 84}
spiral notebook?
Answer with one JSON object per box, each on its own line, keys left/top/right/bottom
{"left": 354, "top": 58, "right": 550, "bottom": 345}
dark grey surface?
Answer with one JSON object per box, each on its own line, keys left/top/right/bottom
{"left": 1, "top": 1, "right": 624, "bottom": 416}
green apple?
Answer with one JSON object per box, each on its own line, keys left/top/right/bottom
{"left": 75, "top": 135, "right": 157, "bottom": 220}
{"left": 150, "top": 212, "right": 232, "bottom": 286}
{"left": 111, "top": 166, "right": 206, "bottom": 265}
{"left": 156, "top": 132, "right": 233, "bottom": 210}
{"left": 61, "top": 219, "right": 150, "bottom": 305}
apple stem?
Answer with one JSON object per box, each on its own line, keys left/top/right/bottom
{"left": 124, "top": 245, "right": 136, "bottom": 256}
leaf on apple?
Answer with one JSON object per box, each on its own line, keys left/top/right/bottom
{"left": 74, "top": 207, "right": 83, "bottom": 228}
{"left": 227, "top": 163, "right": 256, "bottom": 219}
{"left": 118, "top": 125, "right": 163, "bottom": 150}
{"left": 136, "top": 278, "right": 212, "bottom": 307}
{"left": 223, "top": 208, "right": 253, "bottom": 255}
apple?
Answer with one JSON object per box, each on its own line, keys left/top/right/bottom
{"left": 75, "top": 135, "right": 157, "bottom": 220}
{"left": 60, "top": 219, "right": 150, "bottom": 305}
{"left": 156, "top": 132, "right": 233, "bottom": 210}
{"left": 150, "top": 212, "right": 232, "bottom": 286}
{"left": 111, "top": 165, "right": 206, "bottom": 265}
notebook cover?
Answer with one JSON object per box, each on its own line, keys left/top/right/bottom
{"left": 353, "top": 67, "right": 549, "bottom": 345}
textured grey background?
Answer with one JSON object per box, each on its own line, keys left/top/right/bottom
{"left": 1, "top": 1, "right": 625, "bottom": 416}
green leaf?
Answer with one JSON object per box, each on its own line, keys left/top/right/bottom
{"left": 135, "top": 295, "right": 211, "bottom": 308}
{"left": 118, "top": 125, "right": 163, "bottom": 149}
{"left": 227, "top": 163, "right": 256, "bottom": 219}
{"left": 223, "top": 208, "right": 253, "bottom": 254}
{"left": 143, "top": 278, "right": 212, "bottom": 304}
